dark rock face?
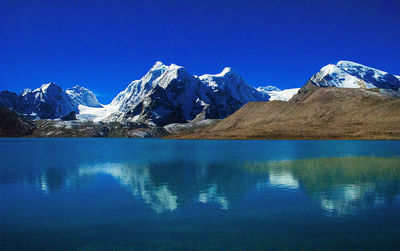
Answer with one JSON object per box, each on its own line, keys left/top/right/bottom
{"left": 139, "top": 84, "right": 188, "bottom": 126}
{"left": 32, "top": 120, "right": 168, "bottom": 138}
{"left": 0, "top": 91, "right": 20, "bottom": 111}
{"left": 0, "top": 106, "right": 36, "bottom": 137}
{"left": 289, "top": 81, "right": 320, "bottom": 103}
{"left": 60, "top": 111, "right": 77, "bottom": 121}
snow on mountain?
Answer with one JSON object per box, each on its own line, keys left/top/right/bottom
{"left": 66, "top": 85, "right": 102, "bottom": 107}
{"left": 310, "top": 60, "right": 400, "bottom": 91}
{"left": 21, "top": 89, "right": 32, "bottom": 96}
{"left": 256, "top": 85, "right": 281, "bottom": 92}
{"left": 4, "top": 60, "right": 397, "bottom": 126}
{"left": 76, "top": 104, "right": 119, "bottom": 122}
{"left": 108, "top": 61, "right": 269, "bottom": 126}
{"left": 199, "top": 67, "right": 268, "bottom": 104}
{"left": 22, "top": 83, "right": 79, "bottom": 119}
{"left": 257, "top": 86, "right": 300, "bottom": 101}
{"left": 111, "top": 61, "right": 179, "bottom": 109}
{"left": 0, "top": 83, "right": 78, "bottom": 119}
{"left": 109, "top": 61, "right": 204, "bottom": 125}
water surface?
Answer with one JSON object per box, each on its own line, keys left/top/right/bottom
{"left": 1, "top": 139, "right": 400, "bottom": 250}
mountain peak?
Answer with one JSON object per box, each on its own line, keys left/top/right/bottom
{"left": 152, "top": 61, "right": 165, "bottom": 68}
{"left": 221, "top": 67, "right": 233, "bottom": 74}
{"left": 68, "top": 85, "right": 89, "bottom": 92}
{"left": 110, "top": 62, "right": 269, "bottom": 125}
{"left": 66, "top": 85, "right": 102, "bottom": 107}
{"left": 336, "top": 60, "right": 360, "bottom": 66}
{"left": 151, "top": 61, "right": 169, "bottom": 71}
{"left": 318, "top": 64, "right": 338, "bottom": 76}
{"left": 150, "top": 61, "right": 183, "bottom": 71}
{"left": 199, "top": 67, "right": 238, "bottom": 80}
{"left": 1, "top": 82, "right": 78, "bottom": 119}
{"left": 33, "top": 82, "right": 62, "bottom": 93}
{"left": 70, "top": 85, "right": 83, "bottom": 89}
{"left": 217, "top": 67, "right": 237, "bottom": 77}
{"left": 311, "top": 60, "right": 400, "bottom": 90}
{"left": 43, "top": 82, "right": 57, "bottom": 88}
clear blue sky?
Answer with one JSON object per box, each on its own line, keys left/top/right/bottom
{"left": 1, "top": 0, "right": 399, "bottom": 104}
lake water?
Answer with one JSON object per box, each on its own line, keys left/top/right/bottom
{"left": 1, "top": 139, "right": 400, "bottom": 250}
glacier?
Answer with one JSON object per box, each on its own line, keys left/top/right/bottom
{"left": 257, "top": 86, "right": 300, "bottom": 101}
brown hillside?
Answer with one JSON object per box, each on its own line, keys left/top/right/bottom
{"left": 172, "top": 87, "right": 400, "bottom": 139}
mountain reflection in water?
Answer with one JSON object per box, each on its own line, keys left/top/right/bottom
{"left": 246, "top": 157, "right": 400, "bottom": 216}
{"left": 22, "top": 156, "right": 400, "bottom": 216}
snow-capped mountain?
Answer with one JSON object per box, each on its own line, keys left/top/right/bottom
{"left": 66, "top": 85, "right": 102, "bottom": 107}
{"left": 0, "top": 83, "right": 78, "bottom": 119}
{"left": 2, "top": 60, "right": 398, "bottom": 127}
{"left": 108, "top": 61, "right": 269, "bottom": 126}
{"left": 257, "top": 86, "right": 300, "bottom": 101}
{"left": 310, "top": 61, "right": 400, "bottom": 91}
{"left": 198, "top": 67, "right": 268, "bottom": 105}
{"left": 23, "top": 83, "right": 78, "bottom": 119}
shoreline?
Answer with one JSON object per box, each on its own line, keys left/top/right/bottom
{"left": 1, "top": 136, "right": 400, "bottom": 140}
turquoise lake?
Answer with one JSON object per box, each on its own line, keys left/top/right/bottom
{"left": 1, "top": 139, "right": 400, "bottom": 250}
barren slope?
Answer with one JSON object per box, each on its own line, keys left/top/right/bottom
{"left": 172, "top": 87, "right": 400, "bottom": 139}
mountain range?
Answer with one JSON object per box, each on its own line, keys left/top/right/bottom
{"left": 106, "top": 62, "right": 271, "bottom": 126}
{"left": 1, "top": 60, "right": 399, "bottom": 138}
{"left": 173, "top": 61, "right": 400, "bottom": 139}
{"left": 0, "top": 62, "right": 281, "bottom": 124}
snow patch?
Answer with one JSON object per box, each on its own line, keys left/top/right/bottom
{"left": 257, "top": 86, "right": 300, "bottom": 101}
{"left": 77, "top": 104, "right": 120, "bottom": 122}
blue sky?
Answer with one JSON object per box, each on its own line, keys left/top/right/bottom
{"left": 1, "top": 0, "right": 399, "bottom": 103}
